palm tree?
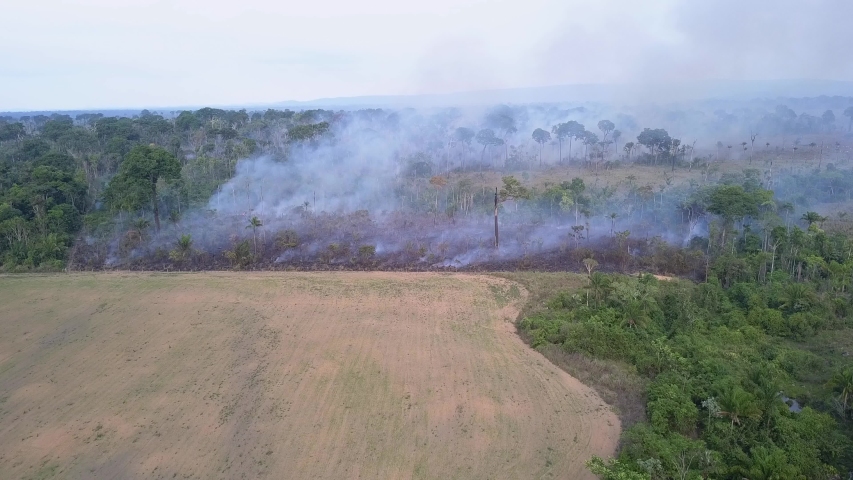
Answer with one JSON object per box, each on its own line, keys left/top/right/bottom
{"left": 845, "top": 106, "right": 853, "bottom": 133}
{"left": 582, "top": 258, "right": 599, "bottom": 306}
{"left": 750, "top": 377, "right": 783, "bottom": 430}
{"left": 170, "top": 234, "right": 193, "bottom": 262}
{"left": 801, "top": 211, "right": 825, "bottom": 227}
{"left": 749, "top": 133, "right": 757, "bottom": 163}
{"left": 588, "top": 272, "right": 611, "bottom": 307}
{"left": 619, "top": 298, "right": 649, "bottom": 329}
{"left": 607, "top": 212, "right": 618, "bottom": 236}
{"left": 733, "top": 446, "right": 801, "bottom": 480}
{"left": 41, "top": 233, "right": 64, "bottom": 259}
{"left": 246, "top": 216, "right": 263, "bottom": 255}
{"left": 778, "top": 202, "right": 794, "bottom": 229}
{"left": 168, "top": 210, "right": 181, "bottom": 225}
{"left": 551, "top": 123, "right": 567, "bottom": 163}
{"left": 133, "top": 218, "right": 150, "bottom": 232}
{"left": 779, "top": 283, "right": 814, "bottom": 313}
{"left": 532, "top": 128, "right": 551, "bottom": 167}
{"left": 718, "top": 386, "right": 761, "bottom": 427}
{"left": 129, "top": 218, "right": 151, "bottom": 242}
{"left": 827, "top": 367, "right": 853, "bottom": 415}
{"left": 177, "top": 234, "right": 192, "bottom": 253}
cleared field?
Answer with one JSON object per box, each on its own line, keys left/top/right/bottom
{"left": 0, "top": 272, "right": 618, "bottom": 479}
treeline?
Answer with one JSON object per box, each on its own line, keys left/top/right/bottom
{"left": 0, "top": 108, "right": 340, "bottom": 270}
{"left": 755, "top": 105, "right": 853, "bottom": 137}
{"left": 2, "top": 103, "right": 852, "bottom": 272}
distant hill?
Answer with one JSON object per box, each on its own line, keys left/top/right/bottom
{"left": 273, "top": 79, "right": 853, "bottom": 109}
{"left": 4, "top": 79, "right": 852, "bottom": 116}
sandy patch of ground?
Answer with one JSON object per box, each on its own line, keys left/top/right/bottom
{"left": 0, "top": 272, "right": 618, "bottom": 479}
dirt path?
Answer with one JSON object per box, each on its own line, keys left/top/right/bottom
{"left": 0, "top": 272, "right": 618, "bottom": 479}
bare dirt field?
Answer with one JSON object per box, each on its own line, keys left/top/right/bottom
{"left": 0, "top": 272, "right": 618, "bottom": 479}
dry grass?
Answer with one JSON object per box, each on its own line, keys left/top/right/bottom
{"left": 453, "top": 145, "right": 853, "bottom": 194}
{"left": 0, "top": 272, "right": 618, "bottom": 479}
{"left": 492, "top": 272, "right": 588, "bottom": 319}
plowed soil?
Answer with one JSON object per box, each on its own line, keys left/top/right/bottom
{"left": 0, "top": 272, "right": 618, "bottom": 479}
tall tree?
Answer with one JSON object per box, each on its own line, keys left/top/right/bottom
{"left": 707, "top": 184, "right": 767, "bottom": 249}
{"left": 624, "top": 141, "right": 635, "bottom": 159}
{"left": 597, "top": 120, "right": 615, "bottom": 142}
{"left": 822, "top": 109, "right": 836, "bottom": 132}
{"left": 531, "top": 128, "right": 551, "bottom": 167}
{"left": 495, "top": 176, "right": 530, "bottom": 247}
{"left": 550, "top": 123, "right": 569, "bottom": 163}
{"left": 0, "top": 122, "right": 26, "bottom": 142}
{"left": 485, "top": 108, "right": 516, "bottom": 162}
{"left": 453, "top": 127, "right": 475, "bottom": 168}
{"left": 636, "top": 128, "right": 672, "bottom": 165}
{"left": 288, "top": 122, "right": 330, "bottom": 144}
{"left": 750, "top": 132, "right": 758, "bottom": 164}
{"left": 104, "top": 145, "right": 181, "bottom": 231}
{"left": 582, "top": 258, "right": 599, "bottom": 306}
{"left": 612, "top": 129, "right": 622, "bottom": 155}
{"left": 246, "top": 216, "right": 263, "bottom": 255}
{"left": 845, "top": 106, "right": 853, "bottom": 133}
{"left": 581, "top": 131, "right": 599, "bottom": 160}
{"left": 475, "top": 129, "right": 499, "bottom": 165}
{"left": 566, "top": 121, "right": 585, "bottom": 161}
{"left": 827, "top": 366, "right": 853, "bottom": 414}
{"left": 607, "top": 212, "right": 618, "bottom": 236}
{"left": 801, "top": 211, "right": 825, "bottom": 227}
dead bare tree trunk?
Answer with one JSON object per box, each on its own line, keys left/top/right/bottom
{"left": 494, "top": 187, "right": 499, "bottom": 248}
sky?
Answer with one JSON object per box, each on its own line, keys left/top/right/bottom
{"left": 1, "top": 0, "right": 852, "bottom": 111}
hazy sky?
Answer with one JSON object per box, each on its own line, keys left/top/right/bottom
{"left": 2, "top": 0, "right": 851, "bottom": 110}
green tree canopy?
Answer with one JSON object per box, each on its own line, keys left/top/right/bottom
{"left": 104, "top": 145, "right": 181, "bottom": 231}
{"left": 498, "top": 176, "right": 530, "bottom": 202}
{"left": 707, "top": 185, "right": 766, "bottom": 222}
{"left": 598, "top": 119, "right": 615, "bottom": 141}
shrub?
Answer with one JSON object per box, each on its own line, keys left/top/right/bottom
{"left": 358, "top": 244, "right": 376, "bottom": 259}
{"left": 224, "top": 240, "right": 252, "bottom": 269}
{"left": 275, "top": 229, "right": 299, "bottom": 250}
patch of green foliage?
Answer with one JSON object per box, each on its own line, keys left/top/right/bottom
{"left": 224, "top": 239, "right": 253, "bottom": 269}
{"left": 521, "top": 269, "right": 853, "bottom": 479}
{"left": 0, "top": 136, "right": 86, "bottom": 271}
